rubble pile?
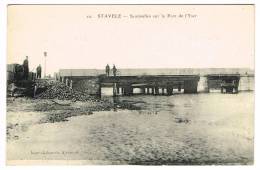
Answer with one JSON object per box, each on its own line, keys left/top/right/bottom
{"left": 36, "top": 81, "right": 97, "bottom": 102}
{"left": 35, "top": 79, "right": 54, "bottom": 88}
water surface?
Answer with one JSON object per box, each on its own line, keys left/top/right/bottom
{"left": 7, "top": 92, "right": 254, "bottom": 165}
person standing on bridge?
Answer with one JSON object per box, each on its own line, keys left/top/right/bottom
{"left": 36, "top": 64, "right": 42, "bottom": 79}
{"left": 105, "top": 64, "right": 110, "bottom": 76}
{"left": 112, "top": 64, "right": 117, "bottom": 77}
{"left": 23, "top": 56, "right": 29, "bottom": 80}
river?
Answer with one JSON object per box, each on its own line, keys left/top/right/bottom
{"left": 7, "top": 92, "right": 254, "bottom": 165}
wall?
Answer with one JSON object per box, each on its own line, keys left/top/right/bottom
{"left": 197, "top": 76, "right": 209, "bottom": 92}
{"left": 239, "top": 76, "right": 254, "bottom": 91}
{"left": 69, "top": 77, "right": 101, "bottom": 96}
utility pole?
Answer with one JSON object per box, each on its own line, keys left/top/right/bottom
{"left": 44, "top": 51, "right": 47, "bottom": 78}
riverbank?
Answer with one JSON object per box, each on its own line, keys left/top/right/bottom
{"left": 6, "top": 97, "right": 139, "bottom": 141}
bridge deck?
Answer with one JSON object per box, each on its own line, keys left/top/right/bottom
{"left": 206, "top": 74, "right": 240, "bottom": 80}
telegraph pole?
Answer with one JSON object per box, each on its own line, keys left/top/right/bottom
{"left": 44, "top": 51, "right": 47, "bottom": 78}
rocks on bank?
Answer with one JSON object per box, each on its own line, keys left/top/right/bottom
{"left": 35, "top": 80, "right": 98, "bottom": 102}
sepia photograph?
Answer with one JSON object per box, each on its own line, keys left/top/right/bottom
{"left": 5, "top": 4, "right": 254, "bottom": 165}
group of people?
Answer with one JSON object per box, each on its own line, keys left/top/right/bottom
{"left": 105, "top": 64, "right": 117, "bottom": 77}
{"left": 22, "top": 56, "right": 42, "bottom": 80}
{"left": 23, "top": 56, "right": 118, "bottom": 80}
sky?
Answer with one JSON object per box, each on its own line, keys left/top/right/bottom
{"left": 7, "top": 5, "right": 254, "bottom": 75}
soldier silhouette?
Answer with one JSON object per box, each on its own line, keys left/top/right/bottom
{"left": 105, "top": 64, "right": 110, "bottom": 76}
{"left": 112, "top": 64, "right": 117, "bottom": 77}
{"left": 36, "top": 64, "right": 42, "bottom": 79}
{"left": 23, "top": 56, "right": 29, "bottom": 80}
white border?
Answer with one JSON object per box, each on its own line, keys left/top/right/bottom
{"left": 0, "top": 0, "right": 258, "bottom": 170}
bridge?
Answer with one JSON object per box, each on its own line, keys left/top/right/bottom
{"left": 99, "top": 75, "right": 200, "bottom": 95}
{"left": 56, "top": 68, "right": 254, "bottom": 96}
{"left": 204, "top": 74, "right": 240, "bottom": 93}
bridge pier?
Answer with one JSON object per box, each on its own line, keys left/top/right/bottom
{"left": 178, "top": 83, "right": 182, "bottom": 92}
{"left": 140, "top": 87, "right": 145, "bottom": 94}
{"left": 198, "top": 76, "right": 209, "bottom": 92}
{"left": 121, "top": 87, "right": 124, "bottom": 95}
{"left": 184, "top": 80, "right": 198, "bottom": 93}
{"left": 123, "top": 85, "right": 133, "bottom": 96}
{"left": 146, "top": 87, "right": 150, "bottom": 94}
{"left": 239, "top": 75, "right": 254, "bottom": 91}
{"left": 116, "top": 86, "right": 120, "bottom": 95}
{"left": 234, "top": 86, "right": 238, "bottom": 93}
{"left": 113, "top": 83, "right": 117, "bottom": 96}
{"left": 155, "top": 86, "right": 159, "bottom": 95}
{"left": 167, "top": 86, "right": 173, "bottom": 95}
{"left": 152, "top": 87, "right": 155, "bottom": 95}
{"left": 162, "top": 88, "right": 165, "bottom": 95}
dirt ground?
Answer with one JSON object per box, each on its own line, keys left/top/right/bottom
{"left": 7, "top": 97, "right": 120, "bottom": 141}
